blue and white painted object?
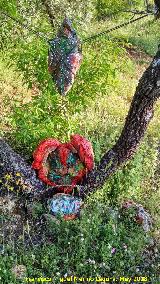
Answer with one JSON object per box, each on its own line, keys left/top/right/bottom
{"left": 49, "top": 193, "right": 83, "bottom": 220}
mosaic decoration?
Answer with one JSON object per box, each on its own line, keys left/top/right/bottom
{"left": 32, "top": 134, "right": 94, "bottom": 193}
{"left": 49, "top": 193, "right": 83, "bottom": 220}
{"left": 48, "top": 17, "right": 82, "bottom": 95}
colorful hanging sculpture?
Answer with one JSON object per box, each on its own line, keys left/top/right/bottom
{"left": 48, "top": 193, "right": 83, "bottom": 220}
{"left": 48, "top": 17, "right": 82, "bottom": 95}
{"left": 32, "top": 134, "right": 94, "bottom": 193}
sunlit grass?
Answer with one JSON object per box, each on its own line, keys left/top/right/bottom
{"left": 0, "top": 15, "right": 160, "bottom": 283}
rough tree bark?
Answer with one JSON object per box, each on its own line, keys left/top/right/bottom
{"left": 81, "top": 45, "right": 160, "bottom": 197}
{"left": 0, "top": 139, "right": 45, "bottom": 196}
{"left": 154, "top": 0, "right": 160, "bottom": 19}
{"left": 41, "top": 0, "right": 56, "bottom": 29}
{"left": 0, "top": 46, "right": 160, "bottom": 200}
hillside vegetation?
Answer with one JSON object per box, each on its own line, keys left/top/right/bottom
{"left": 0, "top": 0, "right": 160, "bottom": 283}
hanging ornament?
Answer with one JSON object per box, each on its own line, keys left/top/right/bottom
{"left": 48, "top": 17, "right": 82, "bottom": 95}
{"left": 32, "top": 134, "right": 94, "bottom": 193}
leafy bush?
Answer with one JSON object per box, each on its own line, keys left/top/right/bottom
{"left": 95, "top": 0, "right": 145, "bottom": 20}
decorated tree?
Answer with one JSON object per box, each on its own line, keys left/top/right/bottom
{"left": 0, "top": 44, "right": 160, "bottom": 200}
{"left": 0, "top": 0, "right": 160, "bottom": 202}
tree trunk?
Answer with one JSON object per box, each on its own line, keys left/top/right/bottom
{"left": 154, "top": 0, "right": 160, "bottom": 19}
{"left": 41, "top": 0, "right": 55, "bottom": 29}
{"left": 0, "top": 139, "right": 46, "bottom": 197}
{"left": 81, "top": 46, "right": 160, "bottom": 197}
{"left": 0, "top": 47, "right": 160, "bottom": 200}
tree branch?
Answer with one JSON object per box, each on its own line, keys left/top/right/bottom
{"left": 122, "top": 10, "right": 153, "bottom": 15}
{"left": 0, "top": 139, "right": 46, "bottom": 197}
{"left": 154, "top": 0, "right": 160, "bottom": 19}
{"left": 81, "top": 46, "right": 160, "bottom": 197}
{"left": 41, "top": 0, "right": 56, "bottom": 29}
{"left": 0, "top": 47, "right": 160, "bottom": 201}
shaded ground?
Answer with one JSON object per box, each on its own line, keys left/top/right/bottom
{"left": 125, "top": 46, "right": 152, "bottom": 64}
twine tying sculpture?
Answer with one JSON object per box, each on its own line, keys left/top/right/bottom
{"left": 48, "top": 17, "right": 82, "bottom": 95}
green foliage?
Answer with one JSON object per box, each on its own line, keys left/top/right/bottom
{"left": 102, "top": 139, "right": 158, "bottom": 205}
{"left": 31, "top": 202, "right": 44, "bottom": 218}
{"left": 0, "top": 202, "right": 151, "bottom": 283}
{"left": 96, "top": 0, "right": 129, "bottom": 19}
{"left": 0, "top": 0, "right": 17, "bottom": 15}
{"left": 4, "top": 38, "right": 125, "bottom": 155}
{"left": 44, "top": 0, "right": 96, "bottom": 26}
{"left": 95, "top": 0, "right": 145, "bottom": 20}
{"left": 0, "top": 1, "right": 160, "bottom": 282}
{"left": 96, "top": 0, "right": 153, "bottom": 20}
{"left": 127, "top": 19, "right": 160, "bottom": 56}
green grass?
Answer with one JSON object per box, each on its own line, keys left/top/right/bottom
{"left": 0, "top": 198, "right": 158, "bottom": 283}
{"left": 0, "top": 15, "right": 160, "bottom": 284}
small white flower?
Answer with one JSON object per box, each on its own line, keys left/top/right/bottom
{"left": 88, "top": 259, "right": 95, "bottom": 264}
{"left": 56, "top": 272, "right": 60, "bottom": 276}
{"left": 157, "top": 80, "right": 160, "bottom": 87}
{"left": 99, "top": 262, "right": 106, "bottom": 267}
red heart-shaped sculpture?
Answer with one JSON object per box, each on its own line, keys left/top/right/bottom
{"left": 32, "top": 134, "right": 94, "bottom": 193}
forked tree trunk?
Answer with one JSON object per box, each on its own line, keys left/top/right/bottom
{"left": 0, "top": 47, "right": 160, "bottom": 200}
